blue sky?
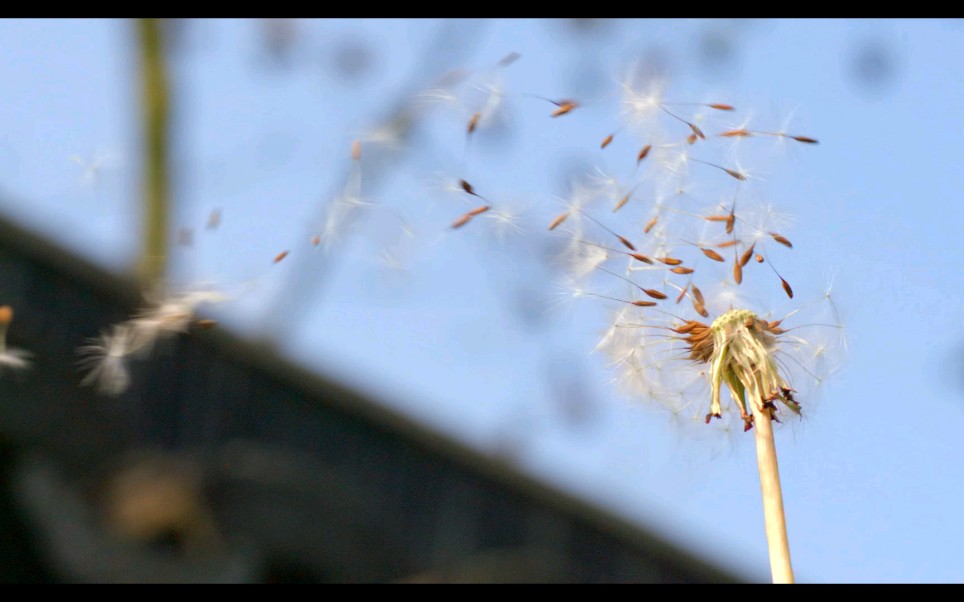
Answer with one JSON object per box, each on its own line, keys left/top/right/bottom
{"left": 0, "top": 19, "right": 962, "bottom": 583}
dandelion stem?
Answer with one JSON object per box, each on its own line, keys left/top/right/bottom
{"left": 137, "top": 18, "right": 171, "bottom": 290}
{"left": 753, "top": 405, "right": 795, "bottom": 584}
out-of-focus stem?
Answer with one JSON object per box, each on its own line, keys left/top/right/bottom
{"left": 137, "top": 18, "right": 170, "bottom": 290}
{"left": 753, "top": 405, "right": 795, "bottom": 584}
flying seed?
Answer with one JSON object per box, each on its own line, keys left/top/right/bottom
{"left": 451, "top": 214, "right": 472, "bottom": 229}
{"left": 656, "top": 257, "right": 683, "bottom": 266}
{"left": 690, "top": 285, "right": 705, "bottom": 307}
{"left": 689, "top": 124, "right": 705, "bottom": 139}
{"left": 720, "top": 129, "right": 751, "bottom": 137}
{"left": 612, "top": 192, "right": 631, "bottom": 212}
{"left": 352, "top": 140, "right": 361, "bottom": 161}
{"left": 631, "top": 300, "right": 657, "bottom": 307}
{"left": 708, "top": 103, "right": 735, "bottom": 111}
{"left": 726, "top": 212, "right": 735, "bottom": 234}
{"left": 755, "top": 254, "right": 764, "bottom": 263}
{"left": 792, "top": 136, "right": 819, "bottom": 144}
{"left": 310, "top": 235, "right": 321, "bottom": 246}
{"left": 701, "top": 248, "right": 725, "bottom": 262}
{"left": 600, "top": 134, "right": 614, "bottom": 149}
{"left": 630, "top": 253, "right": 654, "bottom": 264}
{"left": 643, "top": 289, "right": 667, "bottom": 300}
{"left": 643, "top": 216, "right": 658, "bottom": 233}
{"left": 617, "top": 236, "right": 636, "bottom": 251}
{"left": 675, "top": 284, "right": 689, "bottom": 304}
{"left": 460, "top": 179, "right": 476, "bottom": 196}
{"left": 781, "top": 277, "right": 794, "bottom": 299}
{"left": 548, "top": 212, "right": 569, "bottom": 230}
{"left": 497, "top": 52, "right": 521, "bottom": 67}
{"left": 467, "top": 205, "right": 490, "bottom": 217}
{"left": 770, "top": 232, "right": 793, "bottom": 248}
{"left": 671, "top": 267, "right": 694, "bottom": 275}
{"left": 551, "top": 100, "right": 578, "bottom": 118}
{"left": 206, "top": 209, "right": 221, "bottom": 230}
{"left": 467, "top": 112, "right": 482, "bottom": 135}
{"left": 739, "top": 243, "right": 755, "bottom": 267}
{"left": 705, "top": 215, "right": 730, "bottom": 222}
{"left": 636, "top": 144, "right": 652, "bottom": 164}
{"left": 715, "top": 240, "right": 739, "bottom": 248}
{"left": 686, "top": 133, "right": 697, "bottom": 145}
{"left": 733, "top": 258, "right": 743, "bottom": 284}
{"left": 724, "top": 168, "right": 746, "bottom": 181}
{"left": 692, "top": 298, "right": 709, "bottom": 318}
{"left": 274, "top": 250, "right": 289, "bottom": 264}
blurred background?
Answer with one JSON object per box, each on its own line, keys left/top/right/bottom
{"left": 0, "top": 18, "right": 960, "bottom": 583}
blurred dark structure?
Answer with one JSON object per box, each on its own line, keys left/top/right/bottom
{"left": 0, "top": 215, "right": 739, "bottom": 583}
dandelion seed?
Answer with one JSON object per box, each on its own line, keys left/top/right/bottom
{"left": 613, "top": 192, "right": 631, "bottom": 212}
{"left": 548, "top": 212, "right": 569, "bottom": 231}
{"left": 770, "top": 233, "right": 793, "bottom": 248}
{"left": 451, "top": 214, "right": 473, "bottom": 229}
{"left": 78, "top": 325, "right": 134, "bottom": 395}
{"left": 701, "top": 248, "right": 725, "bottom": 262}
{"left": 273, "top": 250, "right": 290, "bottom": 264}
{"left": 740, "top": 244, "right": 756, "bottom": 268}
{"left": 467, "top": 205, "right": 491, "bottom": 217}
{"left": 600, "top": 134, "right": 614, "bottom": 149}
{"left": 206, "top": 209, "right": 221, "bottom": 230}
{"left": 550, "top": 99, "right": 579, "bottom": 117}
{"left": 467, "top": 112, "right": 482, "bottom": 135}
{"left": 636, "top": 144, "right": 652, "bottom": 163}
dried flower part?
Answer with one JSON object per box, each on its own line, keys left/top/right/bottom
{"left": 696, "top": 309, "right": 799, "bottom": 429}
